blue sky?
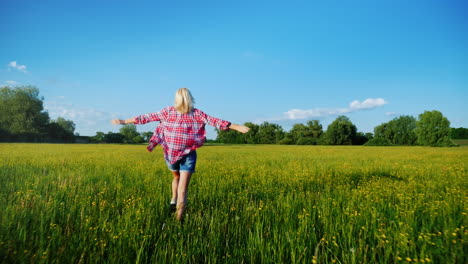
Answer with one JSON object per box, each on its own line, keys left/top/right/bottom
{"left": 1, "top": 0, "right": 467, "bottom": 138}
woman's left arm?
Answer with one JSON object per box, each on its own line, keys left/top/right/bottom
{"left": 111, "top": 118, "right": 136, "bottom": 125}
{"left": 229, "top": 123, "right": 250, "bottom": 134}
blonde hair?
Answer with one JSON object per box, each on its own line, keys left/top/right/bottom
{"left": 174, "top": 88, "right": 195, "bottom": 114}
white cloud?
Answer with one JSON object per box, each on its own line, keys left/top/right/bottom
{"left": 4, "top": 80, "right": 19, "bottom": 86}
{"left": 285, "top": 108, "right": 350, "bottom": 120}
{"left": 385, "top": 112, "right": 398, "bottom": 116}
{"left": 349, "top": 98, "right": 387, "bottom": 110}
{"left": 8, "top": 61, "right": 28, "bottom": 73}
{"left": 45, "top": 100, "right": 104, "bottom": 121}
{"left": 278, "top": 98, "right": 388, "bottom": 121}
{"left": 44, "top": 99, "right": 121, "bottom": 136}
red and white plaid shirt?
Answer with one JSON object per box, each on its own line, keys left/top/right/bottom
{"left": 134, "top": 106, "right": 231, "bottom": 164}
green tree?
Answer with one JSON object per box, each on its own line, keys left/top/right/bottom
{"left": 392, "top": 116, "right": 417, "bottom": 145}
{"left": 289, "top": 123, "right": 308, "bottom": 144}
{"left": 323, "top": 116, "right": 357, "bottom": 145}
{"left": 374, "top": 122, "right": 392, "bottom": 142}
{"left": 288, "top": 120, "right": 323, "bottom": 145}
{"left": 307, "top": 120, "right": 324, "bottom": 140}
{"left": 46, "top": 117, "right": 76, "bottom": 142}
{"left": 216, "top": 128, "right": 244, "bottom": 143}
{"left": 92, "top": 132, "right": 106, "bottom": 143}
{"left": 47, "top": 118, "right": 76, "bottom": 142}
{"left": 141, "top": 132, "right": 153, "bottom": 142}
{"left": 0, "top": 86, "right": 50, "bottom": 141}
{"left": 54, "top": 117, "right": 76, "bottom": 135}
{"left": 242, "top": 122, "right": 260, "bottom": 144}
{"left": 353, "top": 132, "right": 372, "bottom": 145}
{"left": 104, "top": 132, "right": 125, "bottom": 143}
{"left": 374, "top": 115, "right": 417, "bottom": 145}
{"left": 278, "top": 133, "right": 294, "bottom": 145}
{"left": 256, "top": 122, "right": 284, "bottom": 144}
{"left": 119, "top": 124, "right": 139, "bottom": 143}
{"left": 133, "top": 135, "right": 145, "bottom": 144}
{"left": 415, "top": 110, "right": 452, "bottom": 146}
{"left": 451, "top": 127, "right": 468, "bottom": 139}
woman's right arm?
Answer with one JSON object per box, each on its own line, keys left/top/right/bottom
{"left": 111, "top": 107, "right": 169, "bottom": 126}
{"left": 111, "top": 118, "right": 136, "bottom": 125}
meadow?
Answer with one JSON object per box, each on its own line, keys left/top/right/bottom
{"left": 0, "top": 143, "right": 466, "bottom": 263}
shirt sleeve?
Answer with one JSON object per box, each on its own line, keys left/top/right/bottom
{"left": 195, "top": 109, "right": 231, "bottom": 130}
{"left": 134, "top": 107, "right": 168, "bottom": 124}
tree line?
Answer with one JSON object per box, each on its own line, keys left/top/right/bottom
{"left": 216, "top": 111, "right": 458, "bottom": 147}
{"left": 90, "top": 126, "right": 152, "bottom": 144}
{"left": 1, "top": 86, "right": 466, "bottom": 146}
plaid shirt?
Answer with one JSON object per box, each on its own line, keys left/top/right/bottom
{"left": 134, "top": 106, "right": 231, "bottom": 164}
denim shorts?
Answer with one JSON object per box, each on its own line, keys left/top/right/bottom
{"left": 166, "top": 150, "right": 197, "bottom": 173}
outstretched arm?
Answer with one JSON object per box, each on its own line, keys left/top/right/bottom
{"left": 195, "top": 109, "right": 250, "bottom": 133}
{"left": 113, "top": 108, "right": 168, "bottom": 125}
{"left": 229, "top": 123, "right": 250, "bottom": 133}
{"left": 111, "top": 118, "right": 136, "bottom": 125}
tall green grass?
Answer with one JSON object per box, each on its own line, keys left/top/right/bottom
{"left": 0, "top": 144, "right": 466, "bottom": 263}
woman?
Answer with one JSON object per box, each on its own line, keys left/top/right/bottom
{"left": 111, "top": 88, "right": 249, "bottom": 221}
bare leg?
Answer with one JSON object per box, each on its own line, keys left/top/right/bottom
{"left": 176, "top": 171, "right": 192, "bottom": 221}
{"left": 171, "top": 171, "right": 180, "bottom": 203}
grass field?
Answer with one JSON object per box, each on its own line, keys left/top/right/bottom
{"left": 0, "top": 143, "right": 466, "bottom": 263}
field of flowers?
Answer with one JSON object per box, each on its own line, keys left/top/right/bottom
{"left": 0, "top": 143, "right": 466, "bottom": 263}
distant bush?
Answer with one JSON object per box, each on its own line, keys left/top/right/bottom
{"left": 296, "top": 137, "right": 316, "bottom": 145}
{"left": 450, "top": 127, "right": 468, "bottom": 139}
{"left": 278, "top": 137, "right": 294, "bottom": 145}
{"left": 365, "top": 138, "right": 393, "bottom": 146}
